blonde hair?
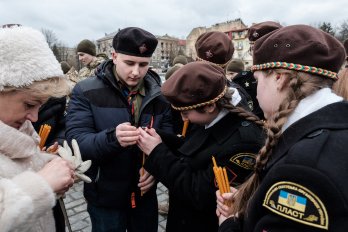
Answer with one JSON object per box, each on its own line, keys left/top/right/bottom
{"left": 230, "top": 69, "right": 334, "bottom": 217}
{"left": 1, "top": 77, "right": 70, "bottom": 101}
{"left": 333, "top": 68, "right": 348, "bottom": 100}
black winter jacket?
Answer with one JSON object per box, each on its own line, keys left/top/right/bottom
{"left": 145, "top": 113, "right": 265, "bottom": 232}
{"left": 219, "top": 102, "right": 348, "bottom": 232}
{"left": 66, "top": 60, "right": 173, "bottom": 209}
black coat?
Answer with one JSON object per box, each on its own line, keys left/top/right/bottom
{"left": 219, "top": 102, "right": 348, "bottom": 232}
{"left": 33, "top": 97, "right": 67, "bottom": 146}
{"left": 145, "top": 113, "right": 265, "bottom": 232}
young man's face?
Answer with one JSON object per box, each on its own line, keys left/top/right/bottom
{"left": 77, "top": 52, "right": 95, "bottom": 66}
{"left": 112, "top": 52, "right": 151, "bottom": 88}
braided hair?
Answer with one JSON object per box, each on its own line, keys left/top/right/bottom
{"left": 215, "top": 87, "right": 264, "bottom": 127}
{"left": 229, "top": 69, "right": 334, "bottom": 217}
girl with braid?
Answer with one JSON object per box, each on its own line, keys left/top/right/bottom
{"left": 137, "top": 62, "right": 264, "bottom": 232}
{"left": 216, "top": 25, "right": 348, "bottom": 232}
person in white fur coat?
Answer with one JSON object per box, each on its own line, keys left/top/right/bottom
{"left": 0, "top": 24, "right": 75, "bottom": 232}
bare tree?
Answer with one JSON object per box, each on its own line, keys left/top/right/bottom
{"left": 56, "top": 41, "right": 69, "bottom": 61}
{"left": 41, "top": 28, "right": 58, "bottom": 49}
{"left": 337, "top": 20, "right": 348, "bottom": 42}
{"left": 318, "top": 22, "right": 336, "bottom": 36}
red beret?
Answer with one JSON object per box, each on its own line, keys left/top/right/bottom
{"left": 248, "top": 21, "right": 282, "bottom": 43}
{"left": 112, "top": 27, "right": 158, "bottom": 57}
{"left": 251, "top": 25, "right": 346, "bottom": 79}
{"left": 161, "top": 62, "right": 227, "bottom": 110}
{"left": 195, "top": 31, "right": 234, "bottom": 66}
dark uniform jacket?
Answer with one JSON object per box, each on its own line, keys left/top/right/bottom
{"left": 33, "top": 96, "right": 67, "bottom": 146}
{"left": 219, "top": 102, "right": 348, "bottom": 232}
{"left": 66, "top": 60, "right": 173, "bottom": 209}
{"left": 145, "top": 112, "right": 265, "bottom": 232}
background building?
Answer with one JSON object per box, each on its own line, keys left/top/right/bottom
{"left": 95, "top": 18, "right": 252, "bottom": 71}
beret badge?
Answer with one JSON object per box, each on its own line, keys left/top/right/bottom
{"left": 139, "top": 44, "right": 148, "bottom": 54}
{"left": 205, "top": 50, "right": 214, "bottom": 59}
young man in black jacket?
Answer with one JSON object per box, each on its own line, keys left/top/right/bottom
{"left": 66, "top": 27, "right": 173, "bottom": 232}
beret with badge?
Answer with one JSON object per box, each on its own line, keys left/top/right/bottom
{"left": 113, "top": 27, "right": 158, "bottom": 57}
{"left": 248, "top": 21, "right": 282, "bottom": 43}
{"left": 251, "top": 24, "right": 346, "bottom": 80}
{"left": 161, "top": 62, "right": 227, "bottom": 111}
{"left": 195, "top": 31, "right": 234, "bottom": 67}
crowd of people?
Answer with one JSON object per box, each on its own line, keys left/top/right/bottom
{"left": 0, "top": 20, "right": 347, "bottom": 232}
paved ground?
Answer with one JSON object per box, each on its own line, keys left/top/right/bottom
{"left": 63, "top": 181, "right": 168, "bottom": 232}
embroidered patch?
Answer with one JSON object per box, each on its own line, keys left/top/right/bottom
{"left": 205, "top": 50, "right": 213, "bottom": 59}
{"left": 139, "top": 44, "right": 147, "bottom": 54}
{"left": 229, "top": 153, "right": 255, "bottom": 170}
{"left": 263, "top": 181, "right": 328, "bottom": 230}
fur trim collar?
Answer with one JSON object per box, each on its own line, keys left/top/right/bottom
{"left": 0, "top": 120, "right": 40, "bottom": 159}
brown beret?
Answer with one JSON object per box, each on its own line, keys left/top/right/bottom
{"left": 251, "top": 25, "right": 346, "bottom": 79}
{"left": 248, "top": 21, "right": 282, "bottom": 43}
{"left": 344, "top": 39, "right": 348, "bottom": 57}
{"left": 113, "top": 27, "right": 158, "bottom": 57}
{"left": 60, "top": 61, "right": 71, "bottom": 74}
{"left": 165, "top": 64, "right": 183, "bottom": 80}
{"left": 173, "top": 55, "right": 188, "bottom": 65}
{"left": 226, "top": 59, "right": 245, "bottom": 73}
{"left": 195, "top": 31, "right": 234, "bottom": 66}
{"left": 161, "top": 62, "right": 227, "bottom": 110}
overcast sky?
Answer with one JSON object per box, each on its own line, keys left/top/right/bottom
{"left": 1, "top": 0, "right": 347, "bottom": 47}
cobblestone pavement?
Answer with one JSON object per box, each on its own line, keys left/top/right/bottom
{"left": 63, "top": 181, "right": 168, "bottom": 232}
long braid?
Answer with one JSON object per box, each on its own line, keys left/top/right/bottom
{"left": 229, "top": 70, "right": 334, "bottom": 217}
{"left": 217, "top": 88, "right": 264, "bottom": 127}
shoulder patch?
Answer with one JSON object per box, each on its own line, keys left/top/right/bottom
{"left": 263, "top": 181, "right": 328, "bottom": 230}
{"left": 229, "top": 153, "right": 255, "bottom": 170}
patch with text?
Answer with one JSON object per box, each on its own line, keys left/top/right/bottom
{"left": 229, "top": 153, "right": 255, "bottom": 170}
{"left": 263, "top": 181, "right": 328, "bottom": 230}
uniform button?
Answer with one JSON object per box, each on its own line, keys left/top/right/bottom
{"left": 307, "top": 129, "right": 324, "bottom": 138}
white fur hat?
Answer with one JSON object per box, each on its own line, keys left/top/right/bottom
{"left": 0, "top": 25, "right": 64, "bottom": 90}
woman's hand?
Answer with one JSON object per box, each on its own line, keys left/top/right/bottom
{"left": 216, "top": 187, "right": 238, "bottom": 225}
{"left": 37, "top": 157, "right": 75, "bottom": 194}
{"left": 137, "top": 127, "right": 162, "bottom": 155}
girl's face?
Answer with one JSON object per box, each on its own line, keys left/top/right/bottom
{"left": 180, "top": 105, "right": 218, "bottom": 125}
{"left": 254, "top": 71, "right": 286, "bottom": 119}
{"left": 0, "top": 91, "right": 43, "bottom": 129}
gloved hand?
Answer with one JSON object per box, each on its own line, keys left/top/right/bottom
{"left": 58, "top": 139, "right": 92, "bottom": 183}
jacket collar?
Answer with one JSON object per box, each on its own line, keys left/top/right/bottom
{"left": 265, "top": 101, "right": 348, "bottom": 171}
{"left": 178, "top": 113, "right": 243, "bottom": 156}
{"left": 282, "top": 88, "right": 343, "bottom": 132}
